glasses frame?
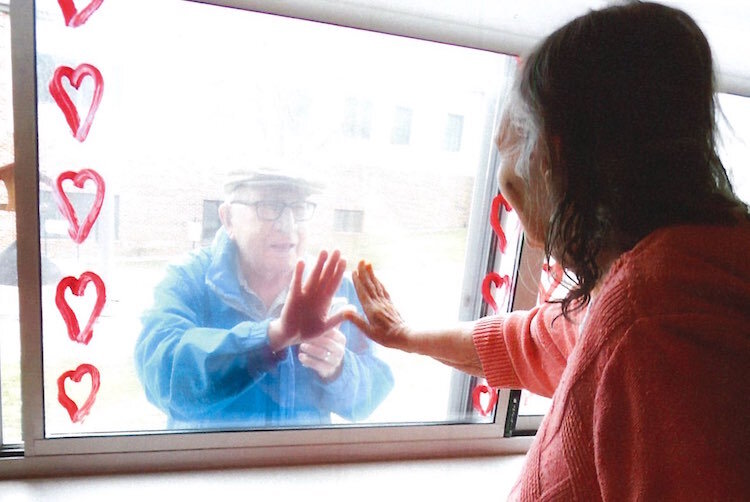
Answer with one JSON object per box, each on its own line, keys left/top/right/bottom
{"left": 231, "top": 200, "right": 317, "bottom": 222}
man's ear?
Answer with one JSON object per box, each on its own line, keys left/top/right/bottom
{"left": 218, "top": 202, "right": 233, "bottom": 238}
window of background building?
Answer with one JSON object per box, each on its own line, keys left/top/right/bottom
{"left": 390, "top": 106, "right": 413, "bottom": 145}
{"left": 342, "top": 97, "right": 373, "bottom": 139}
{"left": 333, "top": 209, "right": 365, "bottom": 233}
{"left": 443, "top": 113, "right": 464, "bottom": 152}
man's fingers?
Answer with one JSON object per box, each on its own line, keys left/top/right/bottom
{"left": 290, "top": 260, "right": 305, "bottom": 296}
{"left": 322, "top": 255, "right": 347, "bottom": 298}
{"left": 306, "top": 250, "right": 328, "bottom": 291}
{"left": 319, "top": 249, "right": 340, "bottom": 283}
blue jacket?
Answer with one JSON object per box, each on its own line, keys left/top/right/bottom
{"left": 135, "top": 230, "right": 393, "bottom": 429}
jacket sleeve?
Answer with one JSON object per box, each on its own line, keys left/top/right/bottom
{"left": 134, "top": 258, "right": 287, "bottom": 422}
{"left": 472, "top": 302, "right": 580, "bottom": 397}
{"left": 303, "top": 278, "right": 394, "bottom": 421}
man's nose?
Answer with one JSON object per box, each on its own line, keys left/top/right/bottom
{"left": 273, "top": 206, "right": 296, "bottom": 232}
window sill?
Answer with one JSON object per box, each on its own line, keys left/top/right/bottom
{"left": 0, "top": 454, "right": 527, "bottom": 499}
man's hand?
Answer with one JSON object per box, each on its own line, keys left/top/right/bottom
{"left": 268, "top": 250, "right": 354, "bottom": 352}
{"left": 298, "top": 328, "right": 346, "bottom": 380}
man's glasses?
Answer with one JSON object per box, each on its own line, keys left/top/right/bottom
{"left": 231, "top": 200, "right": 317, "bottom": 222}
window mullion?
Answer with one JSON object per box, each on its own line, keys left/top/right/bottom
{"left": 11, "top": 0, "right": 44, "bottom": 456}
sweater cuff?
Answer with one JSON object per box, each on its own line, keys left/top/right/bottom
{"left": 473, "top": 315, "right": 517, "bottom": 388}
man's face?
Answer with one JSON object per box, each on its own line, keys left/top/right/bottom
{"left": 222, "top": 185, "right": 312, "bottom": 277}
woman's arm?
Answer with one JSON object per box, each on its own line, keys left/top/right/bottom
{"left": 345, "top": 260, "right": 581, "bottom": 396}
{"left": 344, "top": 261, "right": 484, "bottom": 376}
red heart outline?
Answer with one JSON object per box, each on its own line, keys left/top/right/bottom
{"left": 490, "top": 193, "right": 513, "bottom": 253}
{"left": 53, "top": 169, "right": 105, "bottom": 244}
{"left": 57, "top": 363, "right": 100, "bottom": 423}
{"left": 472, "top": 383, "right": 498, "bottom": 416}
{"left": 57, "top": 0, "right": 104, "bottom": 28}
{"left": 49, "top": 63, "right": 104, "bottom": 142}
{"left": 55, "top": 271, "right": 106, "bottom": 345}
{"left": 481, "top": 272, "right": 510, "bottom": 313}
{"left": 539, "top": 262, "right": 564, "bottom": 303}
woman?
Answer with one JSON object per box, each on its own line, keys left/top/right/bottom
{"left": 344, "top": 2, "right": 750, "bottom": 500}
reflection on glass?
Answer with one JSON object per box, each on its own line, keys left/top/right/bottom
{"left": 35, "top": 0, "right": 512, "bottom": 436}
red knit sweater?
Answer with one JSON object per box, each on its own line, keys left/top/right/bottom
{"left": 473, "top": 224, "right": 750, "bottom": 501}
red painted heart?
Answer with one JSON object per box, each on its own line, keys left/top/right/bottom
{"left": 490, "top": 193, "right": 513, "bottom": 253}
{"left": 57, "top": 0, "right": 104, "bottom": 28}
{"left": 55, "top": 271, "right": 106, "bottom": 345}
{"left": 53, "top": 169, "right": 105, "bottom": 244}
{"left": 49, "top": 63, "right": 104, "bottom": 142}
{"left": 57, "top": 363, "right": 100, "bottom": 423}
{"left": 482, "top": 272, "right": 510, "bottom": 313}
{"left": 472, "top": 383, "right": 498, "bottom": 416}
{"left": 539, "top": 262, "right": 564, "bottom": 303}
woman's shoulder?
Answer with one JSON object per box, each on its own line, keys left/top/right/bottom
{"left": 591, "top": 222, "right": 750, "bottom": 336}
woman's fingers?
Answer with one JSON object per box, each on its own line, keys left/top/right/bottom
{"left": 365, "top": 262, "right": 388, "bottom": 298}
{"left": 325, "top": 304, "right": 358, "bottom": 332}
{"left": 355, "top": 260, "right": 382, "bottom": 299}
{"left": 342, "top": 310, "right": 372, "bottom": 337}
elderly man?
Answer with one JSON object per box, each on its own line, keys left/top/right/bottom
{"left": 135, "top": 167, "right": 393, "bottom": 429}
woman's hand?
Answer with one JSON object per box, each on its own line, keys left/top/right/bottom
{"left": 268, "top": 250, "right": 353, "bottom": 351}
{"left": 346, "top": 260, "right": 485, "bottom": 376}
{"left": 344, "top": 260, "right": 414, "bottom": 352}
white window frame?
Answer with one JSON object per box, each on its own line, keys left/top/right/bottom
{"left": 6, "top": 0, "right": 747, "bottom": 479}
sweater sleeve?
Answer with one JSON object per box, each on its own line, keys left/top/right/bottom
{"left": 472, "top": 302, "right": 579, "bottom": 397}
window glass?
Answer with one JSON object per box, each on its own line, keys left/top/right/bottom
{"left": 718, "top": 93, "right": 750, "bottom": 204}
{"left": 34, "top": 0, "right": 514, "bottom": 437}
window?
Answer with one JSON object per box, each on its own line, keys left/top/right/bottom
{"left": 3, "top": 0, "right": 532, "bottom": 474}
{"left": 444, "top": 113, "right": 464, "bottom": 152}
{"left": 390, "top": 106, "right": 413, "bottom": 145}
{"left": 333, "top": 209, "right": 364, "bottom": 233}
{"left": 3, "top": 0, "right": 749, "bottom": 478}
{"left": 342, "top": 97, "right": 373, "bottom": 139}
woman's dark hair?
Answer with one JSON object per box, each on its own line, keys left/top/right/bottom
{"left": 515, "top": 1, "right": 748, "bottom": 317}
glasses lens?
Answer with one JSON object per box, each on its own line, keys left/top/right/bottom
{"left": 256, "top": 201, "right": 283, "bottom": 221}
{"left": 293, "top": 202, "right": 316, "bottom": 221}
